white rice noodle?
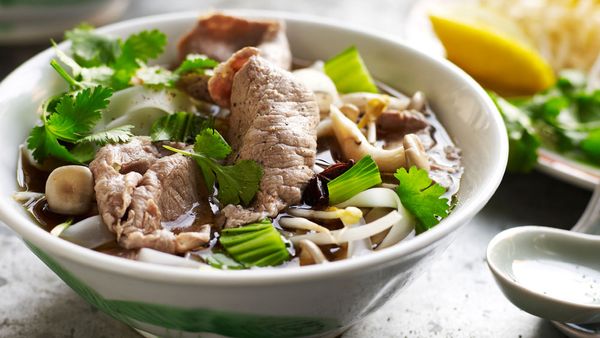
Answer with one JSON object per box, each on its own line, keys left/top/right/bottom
{"left": 278, "top": 217, "right": 331, "bottom": 233}
{"left": 58, "top": 215, "right": 116, "bottom": 249}
{"left": 289, "top": 210, "right": 402, "bottom": 245}
{"left": 336, "top": 188, "right": 415, "bottom": 249}
{"left": 138, "top": 248, "right": 215, "bottom": 270}
{"left": 345, "top": 217, "right": 373, "bottom": 258}
{"left": 12, "top": 191, "right": 44, "bottom": 203}
{"left": 100, "top": 86, "right": 196, "bottom": 135}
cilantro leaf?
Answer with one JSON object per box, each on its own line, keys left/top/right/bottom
{"left": 150, "top": 112, "right": 209, "bottom": 143}
{"left": 27, "top": 125, "right": 79, "bottom": 163}
{"left": 111, "top": 30, "right": 167, "bottom": 89}
{"left": 174, "top": 54, "right": 219, "bottom": 76}
{"left": 489, "top": 92, "right": 541, "bottom": 172}
{"left": 394, "top": 166, "right": 449, "bottom": 233}
{"left": 163, "top": 131, "right": 263, "bottom": 206}
{"left": 46, "top": 86, "right": 113, "bottom": 142}
{"left": 194, "top": 129, "right": 231, "bottom": 160}
{"left": 215, "top": 160, "right": 263, "bottom": 206}
{"left": 78, "top": 125, "right": 134, "bottom": 146}
{"left": 65, "top": 24, "right": 120, "bottom": 68}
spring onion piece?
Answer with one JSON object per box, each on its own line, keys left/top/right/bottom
{"left": 150, "top": 111, "right": 209, "bottom": 143}
{"left": 205, "top": 253, "right": 245, "bottom": 270}
{"left": 327, "top": 155, "right": 382, "bottom": 205}
{"left": 289, "top": 210, "right": 402, "bottom": 245}
{"left": 219, "top": 220, "right": 290, "bottom": 267}
{"left": 50, "top": 218, "right": 73, "bottom": 237}
{"left": 324, "top": 46, "right": 379, "bottom": 94}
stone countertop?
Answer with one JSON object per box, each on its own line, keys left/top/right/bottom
{"left": 0, "top": 1, "right": 588, "bottom": 337}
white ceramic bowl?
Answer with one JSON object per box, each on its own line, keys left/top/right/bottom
{"left": 0, "top": 10, "right": 507, "bottom": 338}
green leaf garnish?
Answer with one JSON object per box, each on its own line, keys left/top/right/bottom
{"left": 174, "top": 54, "right": 219, "bottom": 76}
{"left": 327, "top": 155, "right": 382, "bottom": 205}
{"left": 324, "top": 46, "right": 379, "bottom": 94}
{"left": 489, "top": 92, "right": 541, "bottom": 172}
{"left": 163, "top": 131, "right": 263, "bottom": 206}
{"left": 150, "top": 112, "right": 209, "bottom": 143}
{"left": 77, "top": 125, "right": 134, "bottom": 146}
{"left": 111, "top": 29, "right": 167, "bottom": 89}
{"left": 65, "top": 24, "right": 120, "bottom": 68}
{"left": 394, "top": 166, "right": 449, "bottom": 233}
{"left": 219, "top": 220, "right": 290, "bottom": 267}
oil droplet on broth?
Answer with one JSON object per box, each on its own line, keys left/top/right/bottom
{"left": 512, "top": 259, "right": 600, "bottom": 305}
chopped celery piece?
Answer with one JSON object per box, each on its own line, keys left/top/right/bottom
{"left": 327, "top": 155, "right": 382, "bottom": 205}
{"left": 324, "top": 46, "right": 379, "bottom": 94}
{"left": 219, "top": 220, "right": 290, "bottom": 267}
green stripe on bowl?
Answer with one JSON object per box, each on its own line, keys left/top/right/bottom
{"left": 26, "top": 242, "right": 339, "bottom": 338}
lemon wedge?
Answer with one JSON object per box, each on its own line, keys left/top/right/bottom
{"left": 429, "top": 4, "right": 555, "bottom": 96}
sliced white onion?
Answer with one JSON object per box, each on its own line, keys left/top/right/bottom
{"left": 317, "top": 118, "right": 333, "bottom": 137}
{"left": 278, "top": 217, "right": 330, "bottom": 233}
{"left": 100, "top": 86, "right": 196, "bottom": 135}
{"left": 335, "top": 188, "right": 415, "bottom": 249}
{"left": 289, "top": 211, "right": 401, "bottom": 245}
{"left": 138, "top": 248, "right": 215, "bottom": 270}
{"left": 59, "top": 215, "right": 115, "bottom": 249}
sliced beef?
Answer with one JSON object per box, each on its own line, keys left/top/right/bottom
{"left": 177, "top": 13, "right": 291, "bottom": 103}
{"left": 89, "top": 138, "right": 212, "bottom": 253}
{"left": 178, "top": 13, "right": 291, "bottom": 70}
{"left": 209, "top": 47, "right": 319, "bottom": 227}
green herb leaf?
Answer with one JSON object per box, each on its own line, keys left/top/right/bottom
{"left": 163, "top": 132, "right": 263, "bottom": 206}
{"left": 324, "top": 46, "right": 378, "bottom": 94}
{"left": 394, "top": 166, "right": 449, "bottom": 233}
{"left": 174, "top": 54, "right": 219, "bottom": 76}
{"left": 65, "top": 24, "right": 120, "bottom": 68}
{"left": 78, "top": 125, "right": 134, "bottom": 145}
{"left": 219, "top": 220, "right": 290, "bottom": 267}
{"left": 194, "top": 129, "right": 231, "bottom": 160}
{"left": 327, "top": 155, "right": 382, "bottom": 205}
{"left": 27, "top": 125, "right": 79, "bottom": 163}
{"left": 581, "top": 130, "right": 600, "bottom": 164}
{"left": 46, "top": 86, "right": 113, "bottom": 142}
{"left": 490, "top": 92, "right": 541, "bottom": 172}
{"left": 150, "top": 112, "right": 209, "bottom": 143}
{"left": 111, "top": 29, "right": 167, "bottom": 89}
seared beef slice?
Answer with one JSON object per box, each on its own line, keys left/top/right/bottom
{"left": 177, "top": 13, "right": 291, "bottom": 102}
{"left": 178, "top": 13, "right": 291, "bottom": 69}
{"left": 209, "top": 48, "right": 320, "bottom": 227}
{"left": 90, "top": 138, "right": 211, "bottom": 253}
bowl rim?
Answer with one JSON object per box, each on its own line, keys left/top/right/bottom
{"left": 0, "top": 9, "right": 508, "bottom": 286}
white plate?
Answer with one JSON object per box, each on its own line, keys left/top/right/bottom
{"left": 402, "top": 0, "right": 600, "bottom": 190}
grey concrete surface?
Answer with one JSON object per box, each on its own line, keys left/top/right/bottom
{"left": 0, "top": 0, "right": 587, "bottom": 337}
